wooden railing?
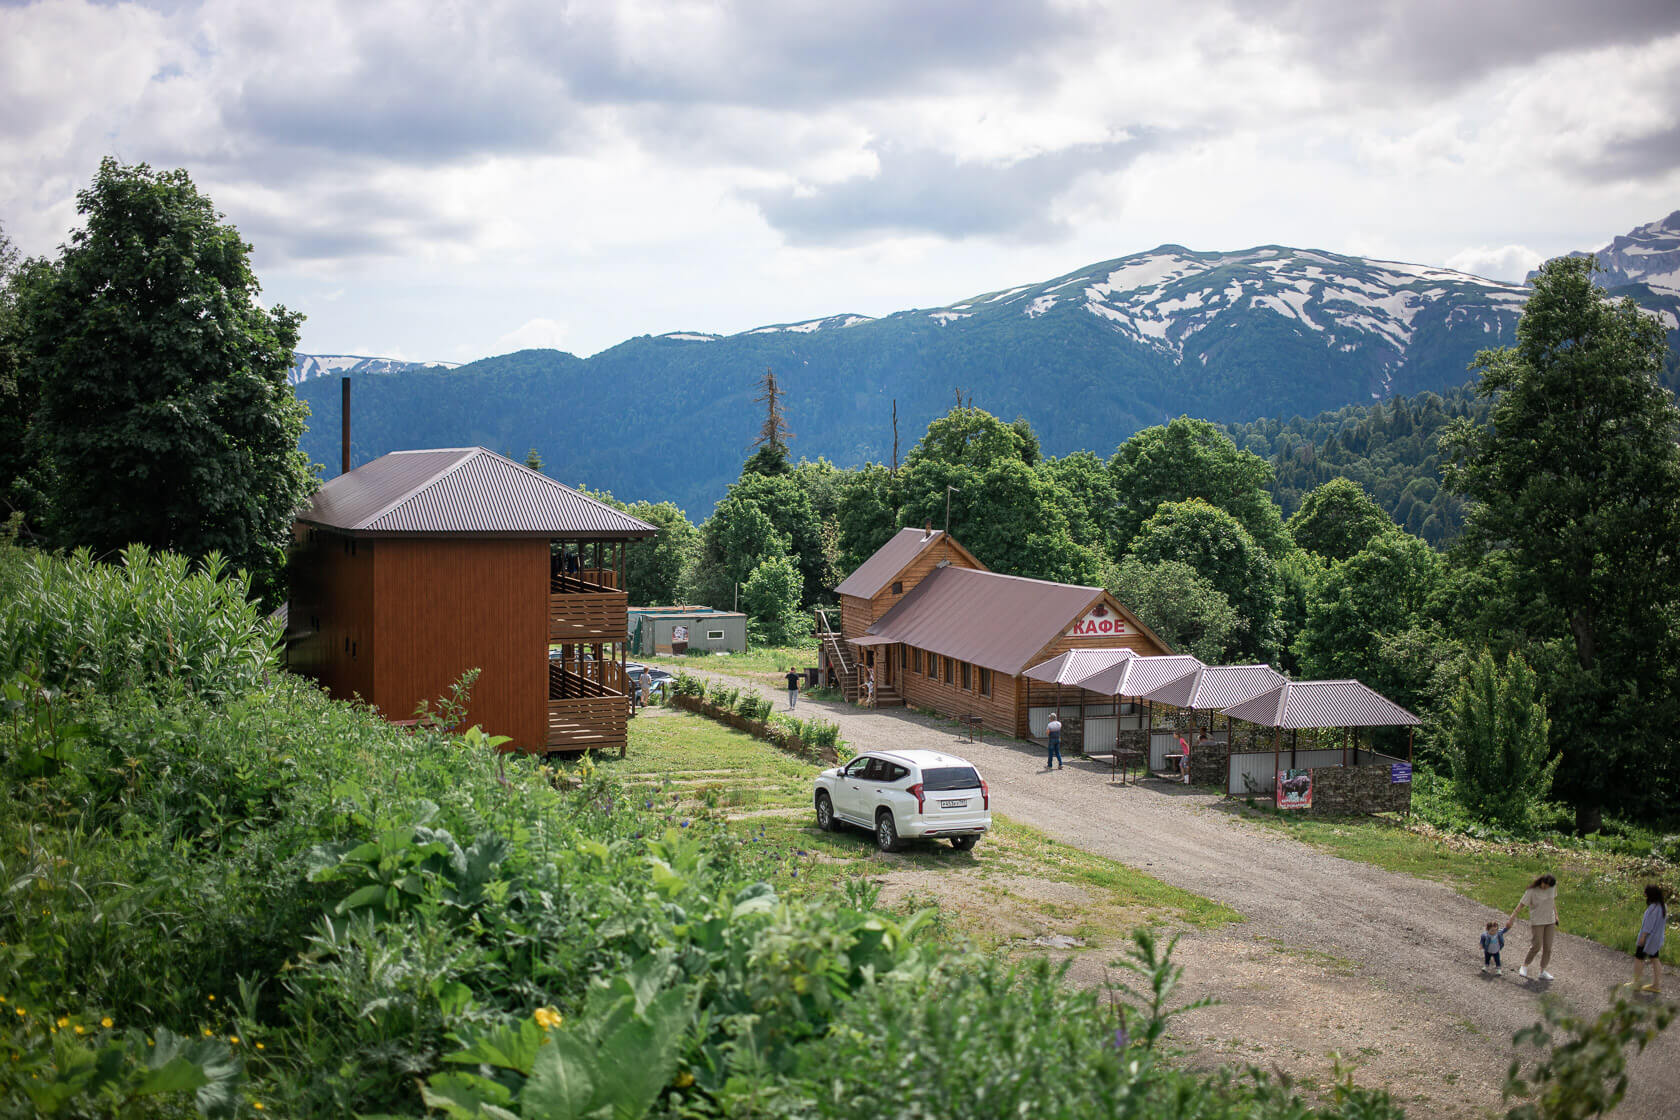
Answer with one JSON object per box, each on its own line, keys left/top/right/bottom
{"left": 551, "top": 572, "right": 617, "bottom": 594}
{"left": 814, "top": 607, "right": 852, "bottom": 676}
{"left": 548, "top": 660, "right": 627, "bottom": 699}
{"left": 550, "top": 589, "right": 628, "bottom": 643}
{"left": 547, "top": 695, "right": 629, "bottom": 752}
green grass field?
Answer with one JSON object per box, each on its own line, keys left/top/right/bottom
{"left": 1253, "top": 812, "right": 1678, "bottom": 964}
{"left": 592, "top": 708, "right": 1240, "bottom": 944}
{"left": 644, "top": 643, "right": 819, "bottom": 690}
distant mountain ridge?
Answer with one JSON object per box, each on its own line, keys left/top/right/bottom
{"left": 295, "top": 215, "right": 1679, "bottom": 517}
{"left": 1543, "top": 209, "right": 1680, "bottom": 296}
{"left": 289, "top": 353, "right": 458, "bottom": 386}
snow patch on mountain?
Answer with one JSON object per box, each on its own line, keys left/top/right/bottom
{"left": 290, "top": 354, "right": 459, "bottom": 385}
{"left": 1539, "top": 210, "right": 1680, "bottom": 293}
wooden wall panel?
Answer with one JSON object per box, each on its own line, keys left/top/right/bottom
{"left": 894, "top": 647, "right": 1018, "bottom": 738}
{"left": 288, "top": 528, "right": 375, "bottom": 704}
{"left": 862, "top": 541, "right": 986, "bottom": 628}
{"left": 549, "top": 591, "right": 629, "bottom": 643}
{"left": 373, "top": 538, "right": 549, "bottom": 752}
{"left": 839, "top": 595, "right": 873, "bottom": 641}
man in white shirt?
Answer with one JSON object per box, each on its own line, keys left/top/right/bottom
{"left": 1047, "top": 713, "right": 1063, "bottom": 770}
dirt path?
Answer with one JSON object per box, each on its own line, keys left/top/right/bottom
{"left": 672, "top": 667, "right": 1679, "bottom": 1117}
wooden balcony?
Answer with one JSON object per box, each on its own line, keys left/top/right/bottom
{"left": 546, "top": 661, "right": 629, "bottom": 752}
{"left": 550, "top": 573, "right": 628, "bottom": 643}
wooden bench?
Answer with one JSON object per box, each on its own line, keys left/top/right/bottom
{"left": 959, "top": 714, "right": 983, "bottom": 743}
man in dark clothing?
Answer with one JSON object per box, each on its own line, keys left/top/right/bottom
{"left": 785, "top": 668, "right": 802, "bottom": 710}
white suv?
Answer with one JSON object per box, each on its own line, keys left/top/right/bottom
{"left": 814, "top": 749, "right": 991, "bottom": 852}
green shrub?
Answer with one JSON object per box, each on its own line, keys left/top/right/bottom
{"left": 1446, "top": 650, "right": 1556, "bottom": 831}
{"left": 0, "top": 543, "right": 277, "bottom": 702}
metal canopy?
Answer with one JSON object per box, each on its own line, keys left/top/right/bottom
{"left": 1077, "top": 653, "right": 1204, "bottom": 697}
{"left": 1022, "top": 647, "right": 1137, "bottom": 685}
{"left": 1220, "top": 679, "right": 1422, "bottom": 729}
{"left": 1142, "top": 663, "right": 1288, "bottom": 710}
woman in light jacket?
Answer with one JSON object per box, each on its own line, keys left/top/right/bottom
{"left": 1509, "top": 872, "right": 1559, "bottom": 980}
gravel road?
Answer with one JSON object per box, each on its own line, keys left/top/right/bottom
{"left": 668, "top": 668, "right": 1678, "bottom": 1117}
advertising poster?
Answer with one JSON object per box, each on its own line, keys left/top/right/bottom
{"left": 1277, "top": 768, "right": 1313, "bottom": 810}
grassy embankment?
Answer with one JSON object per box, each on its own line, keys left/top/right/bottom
{"left": 613, "top": 706, "right": 1241, "bottom": 943}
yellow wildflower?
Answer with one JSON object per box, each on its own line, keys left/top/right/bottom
{"left": 207, "top": 994, "right": 216, "bottom": 1002}
{"left": 255, "top": 1043, "right": 264, "bottom": 1050}
{"left": 230, "top": 1036, "right": 240, "bottom": 1045}
{"left": 674, "top": 1071, "right": 695, "bottom": 1088}
{"left": 533, "top": 1006, "right": 563, "bottom": 1030}
{"left": 73, "top": 1025, "right": 85, "bottom": 1035}
{"left": 203, "top": 1029, "right": 213, "bottom": 1037}
{"left": 254, "top": 1104, "right": 264, "bottom": 1112}
{"left": 14, "top": 1008, "right": 24, "bottom": 1017}
{"left": 100, "top": 1017, "right": 113, "bottom": 1029}
{"left": 56, "top": 1017, "right": 68, "bottom": 1028}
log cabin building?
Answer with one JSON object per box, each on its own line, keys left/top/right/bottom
{"left": 822, "top": 528, "right": 1172, "bottom": 739}
{"left": 287, "top": 447, "right": 655, "bottom": 756}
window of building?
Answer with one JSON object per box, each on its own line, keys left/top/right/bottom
{"left": 707, "top": 630, "right": 725, "bottom": 640}
{"left": 913, "top": 648, "right": 923, "bottom": 673}
{"left": 960, "top": 662, "right": 971, "bottom": 690}
{"left": 944, "top": 657, "right": 954, "bottom": 685}
{"left": 900, "top": 645, "right": 907, "bottom": 668}
{"left": 891, "top": 580, "right": 903, "bottom": 594}
{"left": 927, "top": 654, "right": 938, "bottom": 679}
{"left": 979, "top": 668, "right": 991, "bottom": 696}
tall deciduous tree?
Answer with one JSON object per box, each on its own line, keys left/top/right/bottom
{"left": 15, "top": 160, "right": 311, "bottom": 602}
{"left": 1286, "top": 478, "right": 1397, "bottom": 562}
{"left": 1124, "top": 498, "right": 1280, "bottom": 660}
{"left": 1103, "top": 556, "right": 1243, "bottom": 663}
{"left": 1109, "top": 417, "right": 1293, "bottom": 558}
{"left": 1443, "top": 255, "right": 1680, "bottom": 828}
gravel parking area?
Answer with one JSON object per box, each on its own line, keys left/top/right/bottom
{"left": 671, "top": 665, "right": 1680, "bottom": 1117}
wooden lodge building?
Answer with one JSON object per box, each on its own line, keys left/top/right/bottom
{"left": 287, "top": 447, "right": 655, "bottom": 755}
{"left": 822, "top": 528, "right": 1172, "bottom": 739}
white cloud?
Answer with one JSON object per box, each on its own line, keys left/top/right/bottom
{"left": 1444, "top": 245, "right": 1545, "bottom": 283}
{"left": 496, "top": 318, "right": 571, "bottom": 353}
{"left": 1, "top": 0, "right": 1676, "bottom": 360}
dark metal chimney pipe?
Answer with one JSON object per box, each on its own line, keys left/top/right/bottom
{"left": 341, "top": 376, "right": 351, "bottom": 476}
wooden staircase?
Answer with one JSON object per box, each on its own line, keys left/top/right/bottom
{"left": 872, "top": 685, "right": 904, "bottom": 708}
{"left": 814, "top": 608, "right": 860, "bottom": 703}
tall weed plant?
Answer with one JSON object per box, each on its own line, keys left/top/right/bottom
{"left": 0, "top": 542, "right": 276, "bottom": 702}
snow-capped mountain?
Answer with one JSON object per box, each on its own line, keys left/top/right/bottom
{"left": 295, "top": 213, "right": 1680, "bottom": 517}
{"left": 698, "top": 243, "right": 1531, "bottom": 401}
{"left": 289, "top": 353, "right": 458, "bottom": 385}
{"left": 1550, "top": 209, "right": 1680, "bottom": 293}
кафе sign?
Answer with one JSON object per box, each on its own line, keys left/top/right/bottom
{"left": 1069, "top": 603, "right": 1131, "bottom": 637}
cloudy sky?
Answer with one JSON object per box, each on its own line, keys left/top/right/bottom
{"left": 4, "top": 0, "right": 1678, "bottom": 362}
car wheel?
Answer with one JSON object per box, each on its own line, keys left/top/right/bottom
{"left": 815, "top": 791, "right": 835, "bottom": 832}
{"left": 875, "top": 809, "right": 903, "bottom": 853}
{"left": 950, "top": 835, "right": 978, "bottom": 852}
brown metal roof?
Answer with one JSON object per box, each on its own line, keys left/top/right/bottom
{"left": 862, "top": 565, "right": 1104, "bottom": 675}
{"left": 835, "top": 527, "right": 955, "bottom": 598}
{"left": 1023, "top": 648, "right": 1136, "bottom": 685}
{"left": 300, "top": 448, "right": 657, "bottom": 538}
{"left": 1141, "top": 663, "right": 1288, "bottom": 710}
{"left": 1220, "top": 680, "right": 1422, "bottom": 728}
{"left": 1076, "top": 653, "right": 1204, "bottom": 698}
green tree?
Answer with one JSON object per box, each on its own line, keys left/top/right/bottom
{"left": 15, "top": 159, "right": 311, "bottom": 602}
{"left": 1103, "top": 556, "right": 1242, "bottom": 662}
{"left": 1446, "top": 650, "right": 1556, "bottom": 830}
{"left": 693, "top": 496, "right": 790, "bottom": 608}
{"left": 895, "top": 406, "right": 1099, "bottom": 584}
{"left": 741, "top": 553, "right": 806, "bottom": 645}
{"left": 1109, "top": 417, "right": 1292, "bottom": 558}
{"left": 1040, "top": 450, "right": 1117, "bottom": 556}
{"left": 1293, "top": 530, "right": 1442, "bottom": 703}
{"left": 835, "top": 462, "right": 898, "bottom": 575}
{"left": 624, "top": 500, "right": 700, "bottom": 606}
{"left": 1286, "top": 477, "right": 1397, "bottom": 561}
{"left": 1443, "top": 255, "right": 1680, "bottom": 828}
{"left": 0, "top": 223, "right": 48, "bottom": 532}
{"left": 1124, "top": 499, "right": 1281, "bottom": 661}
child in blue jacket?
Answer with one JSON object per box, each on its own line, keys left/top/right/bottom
{"left": 1481, "top": 920, "right": 1510, "bottom": 974}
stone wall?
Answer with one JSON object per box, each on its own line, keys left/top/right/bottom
{"left": 1189, "top": 738, "right": 1230, "bottom": 787}
{"left": 1309, "top": 758, "right": 1411, "bottom": 815}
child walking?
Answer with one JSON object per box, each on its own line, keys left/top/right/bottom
{"left": 1628, "top": 884, "right": 1667, "bottom": 995}
{"left": 1481, "top": 920, "right": 1510, "bottom": 974}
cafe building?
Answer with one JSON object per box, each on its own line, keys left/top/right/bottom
{"left": 822, "top": 527, "right": 1172, "bottom": 738}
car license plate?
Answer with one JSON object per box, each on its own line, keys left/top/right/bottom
{"left": 940, "top": 799, "right": 967, "bottom": 809}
